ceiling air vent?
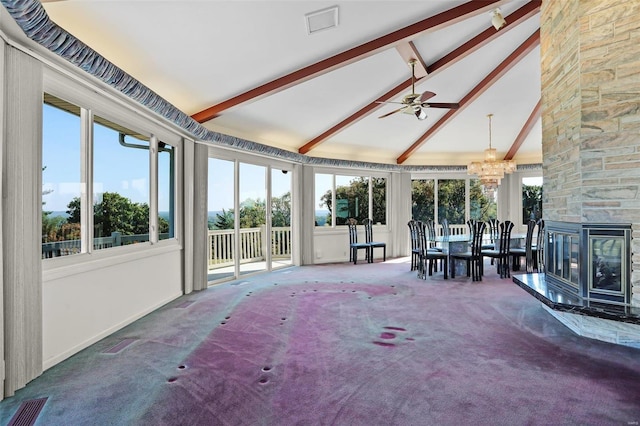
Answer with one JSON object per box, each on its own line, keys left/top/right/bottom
{"left": 305, "top": 6, "right": 339, "bottom": 35}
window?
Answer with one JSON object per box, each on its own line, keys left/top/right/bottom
{"left": 158, "top": 142, "right": 175, "bottom": 239}
{"left": 412, "top": 176, "right": 497, "bottom": 228}
{"left": 315, "top": 172, "right": 387, "bottom": 226}
{"left": 469, "top": 179, "right": 497, "bottom": 221}
{"left": 93, "top": 116, "right": 150, "bottom": 249}
{"left": 411, "top": 179, "right": 434, "bottom": 221}
{"left": 522, "top": 176, "right": 543, "bottom": 223}
{"left": 42, "top": 92, "right": 176, "bottom": 259}
{"left": 314, "top": 173, "right": 332, "bottom": 226}
{"left": 42, "top": 95, "right": 82, "bottom": 258}
{"left": 437, "top": 179, "right": 465, "bottom": 225}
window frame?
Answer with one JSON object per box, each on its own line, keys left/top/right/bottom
{"left": 411, "top": 172, "right": 499, "bottom": 225}
{"left": 42, "top": 68, "right": 183, "bottom": 269}
{"left": 313, "top": 167, "right": 389, "bottom": 229}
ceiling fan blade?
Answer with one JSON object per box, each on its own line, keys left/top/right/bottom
{"left": 375, "top": 100, "right": 406, "bottom": 105}
{"left": 378, "top": 107, "right": 405, "bottom": 119}
{"left": 423, "top": 102, "right": 460, "bottom": 109}
{"left": 418, "top": 91, "right": 437, "bottom": 103}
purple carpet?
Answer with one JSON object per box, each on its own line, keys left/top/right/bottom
{"left": 2, "top": 259, "right": 640, "bottom": 425}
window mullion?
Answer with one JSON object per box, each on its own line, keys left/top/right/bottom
{"left": 149, "top": 134, "right": 158, "bottom": 243}
{"left": 81, "top": 108, "right": 93, "bottom": 253}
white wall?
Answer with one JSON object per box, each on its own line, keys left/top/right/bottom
{"left": 42, "top": 245, "right": 182, "bottom": 369}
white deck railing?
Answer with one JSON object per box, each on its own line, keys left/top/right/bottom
{"left": 208, "top": 226, "right": 292, "bottom": 269}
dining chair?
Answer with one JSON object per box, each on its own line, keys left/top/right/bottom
{"left": 481, "top": 220, "right": 514, "bottom": 278}
{"left": 509, "top": 219, "right": 536, "bottom": 273}
{"left": 417, "top": 220, "right": 448, "bottom": 279}
{"left": 364, "top": 218, "right": 386, "bottom": 262}
{"left": 440, "top": 218, "right": 450, "bottom": 240}
{"left": 347, "top": 218, "right": 370, "bottom": 264}
{"left": 484, "top": 218, "right": 500, "bottom": 250}
{"left": 450, "top": 220, "right": 486, "bottom": 281}
{"left": 408, "top": 220, "right": 420, "bottom": 271}
{"left": 425, "top": 219, "right": 441, "bottom": 251}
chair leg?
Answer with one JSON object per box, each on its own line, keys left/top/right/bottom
{"left": 443, "top": 257, "right": 448, "bottom": 279}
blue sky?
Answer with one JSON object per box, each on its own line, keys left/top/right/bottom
{"left": 42, "top": 103, "right": 171, "bottom": 212}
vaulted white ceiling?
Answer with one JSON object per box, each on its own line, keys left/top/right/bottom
{"left": 41, "top": 0, "right": 542, "bottom": 166}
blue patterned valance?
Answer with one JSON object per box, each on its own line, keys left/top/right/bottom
{"left": 0, "top": 0, "right": 541, "bottom": 173}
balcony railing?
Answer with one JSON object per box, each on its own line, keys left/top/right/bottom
{"left": 208, "top": 226, "right": 292, "bottom": 269}
{"left": 42, "top": 232, "right": 170, "bottom": 258}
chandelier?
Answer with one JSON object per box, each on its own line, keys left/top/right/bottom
{"left": 467, "top": 113, "right": 516, "bottom": 192}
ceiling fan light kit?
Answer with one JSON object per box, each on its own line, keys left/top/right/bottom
{"left": 467, "top": 114, "right": 516, "bottom": 192}
{"left": 377, "top": 59, "right": 459, "bottom": 120}
{"left": 491, "top": 8, "right": 507, "bottom": 31}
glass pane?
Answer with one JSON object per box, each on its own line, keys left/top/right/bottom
{"left": 336, "top": 175, "right": 368, "bottom": 225}
{"left": 554, "top": 234, "right": 563, "bottom": 277}
{"left": 372, "top": 177, "right": 386, "bottom": 225}
{"left": 571, "top": 237, "right": 579, "bottom": 284}
{"left": 469, "top": 179, "right": 497, "bottom": 221}
{"left": 411, "top": 179, "right": 434, "bottom": 222}
{"left": 42, "top": 95, "right": 82, "bottom": 258}
{"left": 158, "top": 142, "right": 174, "bottom": 240}
{"left": 208, "top": 158, "right": 235, "bottom": 281}
{"left": 437, "top": 179, "right": 465, "bottom": 225}
{"left": 522, "top": 176, "right": 543, "bottom": 224}
{"left": 315, "top": 173, "right": 332, "bottom": 227}
{"left": 239, "top": 163, "right": 266, "bottom": 275}
{"left": 93, "top": 116, "right": 150, "bottom": 250}
{"left": 271, "top": 168, "right": 292, "bottom": 270}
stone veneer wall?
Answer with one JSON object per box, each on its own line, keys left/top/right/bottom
{"left": 541, "top": 0, "right": 640, "bottom": 306}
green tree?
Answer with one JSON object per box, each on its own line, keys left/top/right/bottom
{"left": 469, "top": 180, "right": 497, "bottom": 221}
{"left": 411, "top": 179, "right": 435, "bottom": 221}
{"left": 211, "top": 208, "right": 234, "bottom": 230}
{"left": 522, "top": 184, "right": 543, "bottom": 223}
{"left": 320, "top": 177, "right": 385, "bottom": 225}
{"left": 239, "top": 198, "right": 266, "bottom": 228}
{"left": 67, "top": 192, "right": 168, "bottom": 236}
{"left": 271, "top": 192, "right": 291, "bottom": 227}
{"left": 438, "top": 179, "right": 466, "bottom": 224}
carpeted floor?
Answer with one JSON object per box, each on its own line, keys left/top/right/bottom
{"left": 2, "top": 258, "right": 640, "bottom": 426}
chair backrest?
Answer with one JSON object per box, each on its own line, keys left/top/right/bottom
{"left": 496, "top": 220, "right": 514, "bottom": 255}
{"left": 425, "top": 219, "right": 438, "bottom": 248}
{"left": 363, "top": 218, "right": 374, "bottom": 243}
{"left": 408, "top": 220, "right": 419, "bottom": 250}
{"left": 487, "top": 218, "right": 500, "bottom": 244}
{"left": 441, "top": 218, "right": 450, "bottom": 239}
{"left": 467, "top": 219, "right": 478, "bottom": 237}
{"left": 347, "top": 218, "right": 359, "bottom": 244}
{"left": 470, "top": 220, "right": 487, "bottom": 256}
{"left": 536, "top": 218, "right": 545, "bottom": 272}
{"left": 523, "top": 219, "right": 537, "bottom": 272}
{"left": 416, "top": 221, "right": 428, "bottom": 253}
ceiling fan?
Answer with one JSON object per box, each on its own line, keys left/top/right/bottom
{"left": 377, "top": 59, "right": 459, "bottom": 120}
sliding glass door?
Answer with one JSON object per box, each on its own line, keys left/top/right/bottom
{"left": 207, "top": 154, "right": 293, "bottom": 283}
{"left": 239, "top": 163, "right": 267, "bottom": 276}
{"left": 207, "top": 158, "right": 235, "bottom": 281}
{"left": 271, "top": 168, "right": 292, "bottom": 270}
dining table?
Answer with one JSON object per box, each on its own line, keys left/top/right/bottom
{"left": 434, "top": 233, "right": 526, "bottom": 276}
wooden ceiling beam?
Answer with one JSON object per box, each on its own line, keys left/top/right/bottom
{"left": 191, "top": 0, "right": 507, "bottom": 123}
{"left": 395, "top": 41, "right": 428, "bottom": 77}
{"left": 504, "top": 98, "right": 541, "bottom": 161}
{"left": 396, "top": 29, "right": 540, "bottom": 164}
{"left": 298, "top": 1, "right": 540, "bottom": 155}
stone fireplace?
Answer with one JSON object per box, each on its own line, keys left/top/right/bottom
{"left": 545, "top": 221, "right": 631, "bottom": 305}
